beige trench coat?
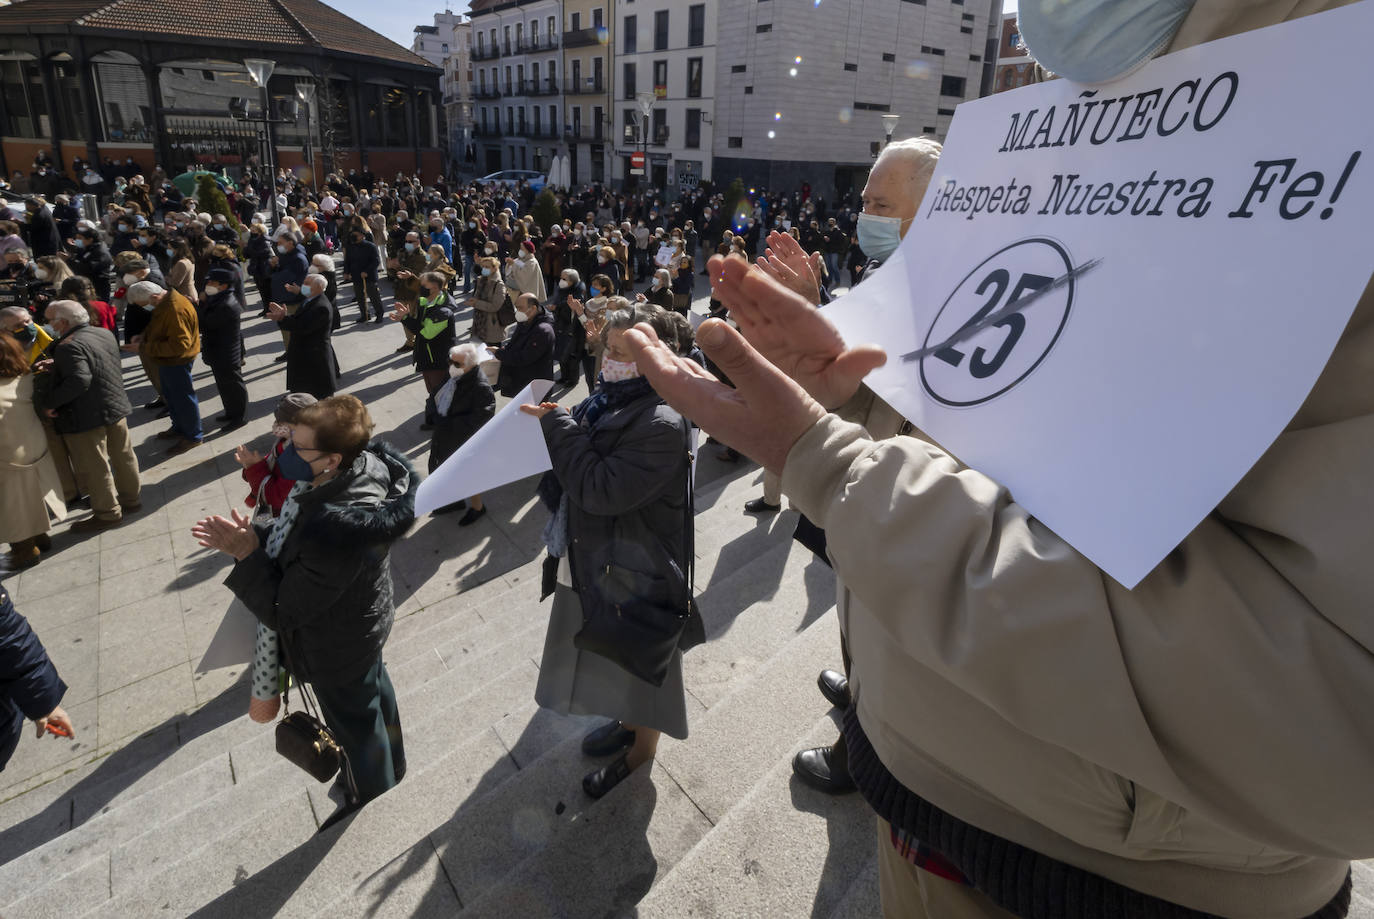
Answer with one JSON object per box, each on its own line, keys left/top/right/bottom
{"left": 0, "top": 374, "right": 66, "bottom": 544}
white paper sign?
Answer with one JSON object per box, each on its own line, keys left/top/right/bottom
{"left": 415, "top": 380, "right": 554, "bottom": 515}
{"left": 655, "top": 244, "right": 675, "bottom": 267}
{"left": 825, "top": 3, "right": 1374, "bottom": 587}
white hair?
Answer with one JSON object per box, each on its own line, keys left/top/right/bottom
{"left": 126, "top": 280, "right": 165, "bottom": 304}
{"left": 310, "top": 254, "right": 333, "bottom": 271}
{"left": 561, "top": 268, "right": 580, "bottom": 285}
{"left": 654, "top": 267, "right": 672, "bottom": 285}
{"left": 874, "top": 136, "right": 943, "bottom": 193}
{"left": 303, "top": 272, "right": 328, "bottom": 294}
{"left": 46, "top": 299, "right": 89, "bottom": 327}
{"left": 448, "top": 342, "right": 479, "bottom": 367}
{"left": 0, "top": 306, "right": 31, "bottom": 328}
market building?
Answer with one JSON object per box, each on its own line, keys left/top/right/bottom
{"left": 0, "top": 0, "right": 443, "bottom": 184}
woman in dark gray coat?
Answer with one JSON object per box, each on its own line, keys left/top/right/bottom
{"left": 522, "top": 304, "right": 701, "bottom": 799}
{"left": 429, "top": 343, "right": 496, "bottom": 526}
{"left": 193, "top": 395, "right": 417, "bottom": 830}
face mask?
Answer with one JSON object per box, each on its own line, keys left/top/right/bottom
{"left": 515, "top": 311, "right": 531, "bottom": 323}
{"left": 74, "top": 238, "right": 87, "bottom": 249}
{"left": 651, "top": 280, "right": 662, "bottom": 290}
{"left": 481, "top": 267, "right": 492, "bottom": 277}
{"left": 140, "top": 301, "right": 155, "bottom": 312}
{"left": 276, "top": 244, "right": 288, "bottom": 255}
{"left": 856, "top": 212, "right": 904, "bottom": 264}
{"left": 405, "top": 242, "right": 417, "bottom": 252}
{"left": 1017, "top": 0, "right": 1195, "bottom": 85}
{"left": 276, "top": 444, "right": 319, "bottom": 482}
{"left": 117, "top": 223, "right": 130, "bottom": 233}
{"left": 558, "top": 279, "right": 569, "bottom": 289}
{"left": 205, "top": 285, "right": 223, "bottom": 297}
{"left": 468, "top": 222, "right": 476, "bottom": 229}
{"left": 140, "top": 237, "right": 154, "bottom": 247}
{"left": 165, "top": 248, "right": 176, "bottom": 259}
{"left": 34, "top": 268, "right": 50, "bottom": 281}
{"left": 600, "top": 356, "right": 639, "bottom": 383}
{"left": 122, "top": 273, "right": 140, "bottom": 286}
{"left": 342, "top": 208, "right": 353, "bottom": 216}
{"left": 14, "top": 324, "right": 36, "bottom": 344}
{"left": 484, "top": 245, "right": 496, "bottom": 254}
{"left": 597, "top": 257, "right": 608, "bottom": 265}
{"left": 449, "top": 363, "right": 466, "bottom": 379}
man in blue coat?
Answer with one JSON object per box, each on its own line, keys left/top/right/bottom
{"left": 0, "top": 582, "right": 73, "bottom": 772}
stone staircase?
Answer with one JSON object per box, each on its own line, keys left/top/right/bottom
{"left": 0, "top": 461, "right": 878, "bottom": 918}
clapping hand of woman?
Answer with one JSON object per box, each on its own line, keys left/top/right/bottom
{"left": 191, "top": 508, "right": 260, "bottom": 561}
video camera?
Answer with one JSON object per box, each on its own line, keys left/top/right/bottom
{"left": 0, "top": 277, "right": 52, "bottom": 314}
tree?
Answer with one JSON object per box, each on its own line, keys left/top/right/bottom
{"left": 532, "top": 187, "right": 561, "bottom": 235}
{"left": 195, "top": 173, "right": 240, "bottom": 232}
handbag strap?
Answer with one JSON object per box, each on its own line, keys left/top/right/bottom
{"left": 275, "top": 628, "right": 325, "bottom": 722}
{"left": 683, "top": 419, "right": 696, "bottom": 608}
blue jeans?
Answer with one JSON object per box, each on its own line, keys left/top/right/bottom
{"left": 462, "top": 252, "right": 475, "bottom": 290}
{"left": 158, "top": 361, "right": 202, "bottom": 442}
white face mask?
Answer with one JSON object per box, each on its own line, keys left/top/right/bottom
{"left": 34, "top": 268, "right": 50, "bottom": 281}
{"left": 122, "top": 273, "right": 140, "bottom": 286}
{"left": 516, "top": 311, "right": 531, "bottom": 323}
{"left": 204, "top": 285, "right": 222, "bottom": 297}
{"left": 558, "top": 279, "right": 570, "bottom": 289}
{"left": 484, "top": 245, "right": 496, "bottom": 254}
{"left": 651, "top": 279, "right": 662, "bottom": 290}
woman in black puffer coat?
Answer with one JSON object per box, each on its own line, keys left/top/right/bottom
{"left": 194, "top": 395, "right": 417, "bottom": 830}
{"left": 428, "top": 343, "right": 496, "bottom": 526}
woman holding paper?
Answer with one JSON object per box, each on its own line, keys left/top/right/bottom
{"left": 521, "top": 304, "right": 702, "bottom": 800}
{"left": 429, "top": 343, "right": 495, "bottom": 526}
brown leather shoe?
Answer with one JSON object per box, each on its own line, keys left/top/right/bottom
{"left": 154, "top": 427, "right": 181, "bottom": 441}
{"left": 165, "top": 437, "right": 202, "bottom": 457}
{"left": 71, "top": 515, "right": 122, "bottom": 534}
{"left": 7, "top": 540, "right": 40, "bottom": 569}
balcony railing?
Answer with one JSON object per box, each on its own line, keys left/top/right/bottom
{"left": 471, "top": 45, "right": 499, "bottom": 61}
{"left": 527, "top": 79, "right": 559, "bottom": 96}
{"left": 475, "top": 87, "right": 500, "bottom": 100}
{"left": 566, "top": 78, "right": 605, "bottom": 96}
{"left": 563, "top": 27, "right": 602, "bottom": 48}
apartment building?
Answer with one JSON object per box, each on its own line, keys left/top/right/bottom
{"left": 561, "top": 0, "right": 613, "bottom": 186}
{"left": 612, "top": 0, "right": 715, "bottom": 192}
{"left": 470, "top": 0, "right": 564, "bottom": 176}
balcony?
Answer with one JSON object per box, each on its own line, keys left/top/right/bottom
{"left": 474, "top": 87, "right": 500, "bottom": 100}
{"left": 563, "top": 27, "right": 603, "bottom": 49}
{"left": 471, "top": 45, "right": 499, "bottom": 61}
{"left": 528, "top": 79, "right": 559, "bottom": 96}
{"left": 566, "top": 78, "right": 605, "bottom": 97}
{"left": 564, "top": 126, "right": 605, "bottom": 143}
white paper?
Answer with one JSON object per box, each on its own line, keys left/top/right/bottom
{"left": 415, "top": 380, "right": 555, "bottom": 515}
{"left": 824, "top": 3, "right": 1374, "bottom": 587}
{"left": 655, "top": 244, "right": 675, "bottom": 267}
{"left": 195, "top": 600, "right": 257, "bottom": 673}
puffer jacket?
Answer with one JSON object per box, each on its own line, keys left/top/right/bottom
{"left": 36, "top": 324, "right": 132, "bottom": 434}
{"left": 0, "top": 581, "right": 67, "bottom": 772}
{"left": 225, "top": 441, "right": 417, "bottom": 688}
{"left": 495, "top": 309, "right": 555, "bottom": 397}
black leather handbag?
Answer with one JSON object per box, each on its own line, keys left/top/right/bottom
{"left": 274, "top": 635, "right": 344, "bottom": 783}
{"left": 573, "top": 424, "right": 698, "bottom": 688}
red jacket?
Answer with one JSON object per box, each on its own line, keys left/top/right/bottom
{"left": 241, "top": 439, "right": 293, "bottom": 515}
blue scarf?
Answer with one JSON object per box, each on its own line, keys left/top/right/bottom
{"left": 573, "top": 374, "right": 655, "bottom": 430}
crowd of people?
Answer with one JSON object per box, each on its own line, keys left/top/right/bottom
{"left": 3, "top": 0, "right": 1370, "bottom": 910}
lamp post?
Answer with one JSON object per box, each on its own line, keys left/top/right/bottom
{"left": 636, "top": 90, "right": 655, "bottom": 190}
{"left": 244, "top": 58, "right": 278, "bottom": 228}
{"left": 295, "top": 81, "right": 317, "bottom": 196}
{"left": 881, "top": 113, "right": 901, "bottom": 149}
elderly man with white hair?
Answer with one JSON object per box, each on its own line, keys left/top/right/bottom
{"left": 266, "top": 271, "right": 338, "bottom": 399}
{"left": 124, "top": 279, "right": 202, "bottom": 456}
{"left": 35, "top": 300, "right": 141, "bottom": 532}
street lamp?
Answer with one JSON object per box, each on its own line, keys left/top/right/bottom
{"left": 881, "top": 113, "right": 901, "bottom": 148}
{"left": 295, "top": 81, "right": 317, "bottom": 196}
{"left": 244, "top": 58, "right": 278, "bottom": 227}
{"left": 636, "top": 90, "right": 655, "bottom": 189}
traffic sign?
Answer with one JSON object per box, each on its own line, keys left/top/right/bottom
{"left": 630, "top": 151, "right": 645, "bottom": 169}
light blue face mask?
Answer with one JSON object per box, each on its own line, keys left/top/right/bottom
{"left": 856, "top": 212, "right": 903, "bottom": 264}
{"left": 1016, "top": 0, "right": 1196, "bottom": 85}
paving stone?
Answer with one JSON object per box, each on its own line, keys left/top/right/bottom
{"left": 320, "top": 838, "right": 463, "bottom": 918}
{"left": 97, "top": 559, "right": 178, "bottom": 613}
{"left": 96, "top": 624, "right": 189, "bottom": 695}
{"left": 29, "top": 615, "right": 99, "bottom": 706}
{"left": 13, "top": 549, "right": 101, "bottom": 603}
{"left": 95, "top": 662, "right": 197, "bottom": 748}
{"left": 95, "top": 590, "right": 183, "bottom": 652}
{"left": 0, "top": 698, "right": 97, "bottom": 797}
{"left": 4, "top": 849, "right": 110, "bottom": 919}
{"left": 6, "top": 581, "right": 100, "bottom": 636}
{"left": 96, "top": 532, "right": 175, "bottom": 580}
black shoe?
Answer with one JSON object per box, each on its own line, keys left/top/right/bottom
{"left": 220, "top": 418, "right": 247, "bottom": 432}
{"left": 155, "top": 407, "right": 171, "bottom": 419}
{"left": 458, "top": 506, "right": 487, "bottom": 527}
{"left": 792, "top": 746, "right": 855, "bottom": 794}
{"left": 419, "top": 421, "right": 435, "bottom": 432}
{"left": 375, "top": 317, "right": 385, "bottom": 325}
{"left": 317, "top": 800, "right": 362, "bottom": 834}
{"left": 431, "top": 499, "right": 467, "bottom": 516}
{"left": 581, "top": 720, "right": 635, "bottom": 757}
{"left": 356, "top": 316, "right": 368, "bottom": 324}
{"left": 744, "top": 497, "right": 780, "bottom": 514}
{"left": 144, "top": 397, "right": 165, "bottom": 411}
{"left": 215, "top": 412, "right": 231, "bottom": 422}
{"left": 273, "top": 354, "right": 288, "bottom": 363}
{"left": 154, "top": 427, "right": 181, "bottom": 441}
{"left": 394, "top": 343, "right": 412, "bottom": 353}
{"left": 818, "top": 669, "right": 851, "bottom": 709}
{"left": 583, "top": 754, "right": 633, "bottom": 800}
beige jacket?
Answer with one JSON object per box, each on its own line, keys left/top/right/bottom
{"left": 782, "top": 3, "right": 1373, "bottom": 915}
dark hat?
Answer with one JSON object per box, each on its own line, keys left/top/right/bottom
{"left": 274, "top": 392, "right": 317, "bottom": 424}
{"left": 206, "top": 266, "right": 237, "bottom": 285}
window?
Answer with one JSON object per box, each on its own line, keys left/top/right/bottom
{"left": 548, "top": 16, "right": 556, "bottom": 39}
{"left": 653, "top": 60, "right": 667, "bottom": 98}
{"left": 970, "top": 54, "right": 982, "bottom": 61}
{"left": 533, "top": 106, "right": 541, "bottom": 133}
{"left": 688, "top": 4, "right": 706, "bottom": 46}
{"left": 593, "top": 104, "right": 604, "bottom": 139}
{"left": 517, "top": 64, "right": 525, "bottom": 88}
{"left": 200, "top": 69, "right": 215, "bottom": 81}
{"left": 756, "top": 24, "right": 771, "bottom": 33}
{"left": 549, "top": 105, "right": 556, "bottom": 130}
{"left": 687, "top": 57, "right": 702, "bottom": 98}
{"left": 685, "top": 108, "right": 701, "bottom": 148}
{"left": 572, "top": 105, "right": 582, "bottom": 136}
{"left": 940, "top": 75, "right": 965, "bottom": 96}
{"left": 623, "top": 108, "right": 638, "bottom": 141}
{"left": 882, "top": 52, "right": 895, "bottom": 62}
{"left": 731, "top": 64, "right": 746, "bottom": 73}
{"left": 651, "top": 107, "right": 666, "bottom": 144}
{"left": 654, "top": 10, "right": 669, "bottom": 50}
{"left": 570, "top": 12, "right": 581, "bottom": 30}
{"left": 728, "top": 136, "right": 742, "bottom": 148}
{"left": 843, "top": 62, "right": 857, "bottom": 71}
{"left": 503, "top": 25, "right": 511, "bottom": 52}
{"left": 518, "top": 107, "right": 526, "bottom": 133}
{"left": 593, "top": 7, "right": 604, "bottom": 28}
{"left": 506, "top": 107, "right": 514, "bottom": 132}
{"left": 624, "top": 15, "right": 637, "bottom": 53}
{"left": 593, "top": 56, "right": 604, "bottom": 91}
{"left": 623, "top": 62, "right": 636, "bottom": 99}
{"left": 900, "top": 0, "right": 926, "bottom": 4}
{"left": 853, "top": 101, "right": 891, "bottom": 111}
{"left": 923, "top": 125, "right": 936, "bottom": 133}
{"left": 505, "top": 66, "right": 513, "bottom": 93}
{"left": 744, "top": 85, "right": 753, "bottom": 94}
{"left": 961, "top": 26, "right": 973, "bottom": 34}
{"left": 962, "top": 12, "right": 975, "bottom": 20}
{"left": 938, "top": 107, "right": 956, "bottom": 115}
